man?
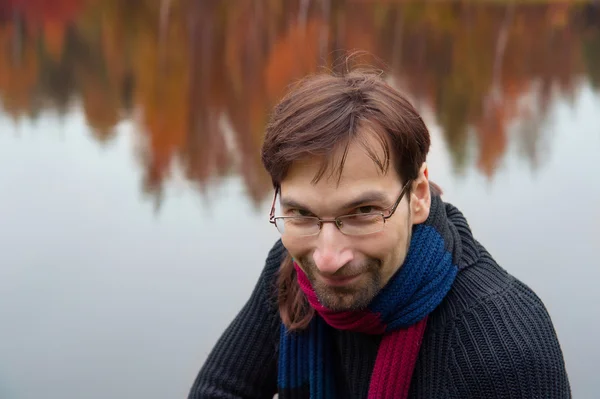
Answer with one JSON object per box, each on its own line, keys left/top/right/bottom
{"left": 188, "top": 70, "right": 571, "bottom": 398}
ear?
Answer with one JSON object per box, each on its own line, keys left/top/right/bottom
{"left": 410, "top": 162, "right": 431, "bottom": 225}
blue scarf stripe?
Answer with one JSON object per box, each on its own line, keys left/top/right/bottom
{"left": 309, "top": 320, "right": 317, "bottom": 398}
{"left": 303, "top": 331, "right": 309, "bottom": 388}
{"left": 279, "top": 328, "right": 311, "bottom": 390}
{"left": 387, "top": 265, "right": 457, "bottom": 330}
{"left": 371, "top": 225, "right": 437, "bottom": 315}
{"left": 308, "top": 319, "right": 317, "bottom": 397}
{"left": 369, "top": 246, "right": 427, "bottom": 316}
{"left": 299, "top": 334, "right": 306, "bottom": 392}
{"left": 291, "top": 333, "right": 298, "bottom": 389}
{"left": 323, "top": 318, "right": 336, "bottom": 397}
{"left": 310, "top": 318, "right": 324, "bottom": 399}
{"left": 277, "top": 328, "right": 287, "bottom": 388}
{"left": 390, "top": 252, "right": 455, "bottom": 321}
{"left": 369, "top": 225, "right": 452, "bottom": 321}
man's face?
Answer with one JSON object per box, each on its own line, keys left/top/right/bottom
{"left": 279, "top": 134, "right": 424, "bottom": 311}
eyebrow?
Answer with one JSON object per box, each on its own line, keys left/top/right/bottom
{"left": 280, "top": 190, "right": 391, "bottom": 214}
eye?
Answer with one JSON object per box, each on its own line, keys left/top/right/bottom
{"left": 356, "top": 206, "right": 376, "bottom": 214}
{"left": 290, "top": 209, "right": 313, "bottom": 217}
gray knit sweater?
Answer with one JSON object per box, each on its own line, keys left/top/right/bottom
{"left": 189, "top": 203, "right": 571, "bottom": 398}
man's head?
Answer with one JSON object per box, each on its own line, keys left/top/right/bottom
{"left": 261, "top": 71, "right": 432, "bottom": 320}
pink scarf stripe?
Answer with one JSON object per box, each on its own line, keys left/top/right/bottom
{"left": 295, "top": 264, "right": 386, "bottom": 334}
{"left": 368, "top": 316, "right": 428, "bottom": 399}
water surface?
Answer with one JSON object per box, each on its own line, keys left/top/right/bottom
{"left": 0, "top": 2, "right": 599, "bottom": 398}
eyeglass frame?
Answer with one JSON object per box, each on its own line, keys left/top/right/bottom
{"left": 268, "top": 179, "right": 412, "bottom": 236}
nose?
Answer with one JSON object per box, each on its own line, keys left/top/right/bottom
{"left": 312, "top": 223, "right": 354, "bottom": 275}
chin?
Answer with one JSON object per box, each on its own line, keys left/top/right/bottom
{"left": 316, "top": 286, "right": 376, "bottom": 311}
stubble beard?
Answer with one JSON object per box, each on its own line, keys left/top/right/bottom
{"left": 299, "top": 257, "right": 382, "bottom": 311}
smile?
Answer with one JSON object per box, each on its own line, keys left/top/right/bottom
{"left": 319, "top": 274, "right": 361, "bottom": 287}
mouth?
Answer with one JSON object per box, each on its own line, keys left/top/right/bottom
{"left": 318, "top": 274, "right": 361, "bottom": 287}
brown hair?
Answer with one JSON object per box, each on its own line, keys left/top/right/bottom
{"left": 261, "top": 69, "right": 433, "bottom": 331}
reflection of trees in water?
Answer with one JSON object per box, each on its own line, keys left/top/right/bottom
{"left": 0, "top": 0, "right": 599, "bottom": 208}
{"left": 581, "top": 6, "right": 600, "bottom": 90}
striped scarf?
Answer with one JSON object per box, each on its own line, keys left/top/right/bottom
{"left": 278, "top": 195, "right": 458, "bottom": 398}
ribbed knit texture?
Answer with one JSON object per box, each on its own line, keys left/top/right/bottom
{"left": 188, "top": 200, "right": 571, "bottom": 399}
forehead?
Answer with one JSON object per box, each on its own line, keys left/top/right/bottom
{"left": 280, "top": 134, "right": 400, "bottom": 209}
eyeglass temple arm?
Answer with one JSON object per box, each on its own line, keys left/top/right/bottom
{"left": 384, "top": 180, "right": 412, "bottom": 220}
{"left": 269, "top": 187, "right": 279, "bottom": 223}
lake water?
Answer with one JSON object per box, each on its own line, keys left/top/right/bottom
{"left": 0, "top": 2, "right": 599, "bottom": 398}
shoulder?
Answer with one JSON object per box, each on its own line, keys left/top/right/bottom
{"left": 434, "top": 240, "right": 554, "bottom": 330}
{"left": 266, "top": 238, "right": 287, "bottom": 264}
{"left": 264, "top": 239, "right": 286, "bottom": 283}
{"left": 230, "top": 239, "right": 286, "bottom": 319}
{"left": 427, "top": 242, "right": 571, "bottom": 398}
{"left": 259, "top": 239, "right": 287, "bottom": 304}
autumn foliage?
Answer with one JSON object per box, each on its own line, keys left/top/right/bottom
{"left": 0, "top": 0, "right": 599, "bottom": 205}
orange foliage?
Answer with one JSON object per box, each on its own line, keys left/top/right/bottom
{"left": 42, "top": 20, "right": 66, "bottom": 61}
{"left": 0, "top": 0, "right": 598, "bottom": 206}
{"left": 0, "top": 24, "right": 39, "bottom": 118}
{"left": 265, "top": 19, "right": 325, "bottom": 100}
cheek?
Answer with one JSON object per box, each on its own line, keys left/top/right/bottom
{"left": 358, "top": 231, "right": 398, "bottom": 263}
{"left": 370, "top": 221, "right": 410, "bottom": 278}
{"left": 281, "top": 235, "right": 311, "bottom": 259}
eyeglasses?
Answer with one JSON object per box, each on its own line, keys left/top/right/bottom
{"left": 268, "top": 180, "right": 412, "bottom": 237}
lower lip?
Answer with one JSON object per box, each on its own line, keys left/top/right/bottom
{"left": 320, "top": 274, "right": 360, "bottom": 287}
